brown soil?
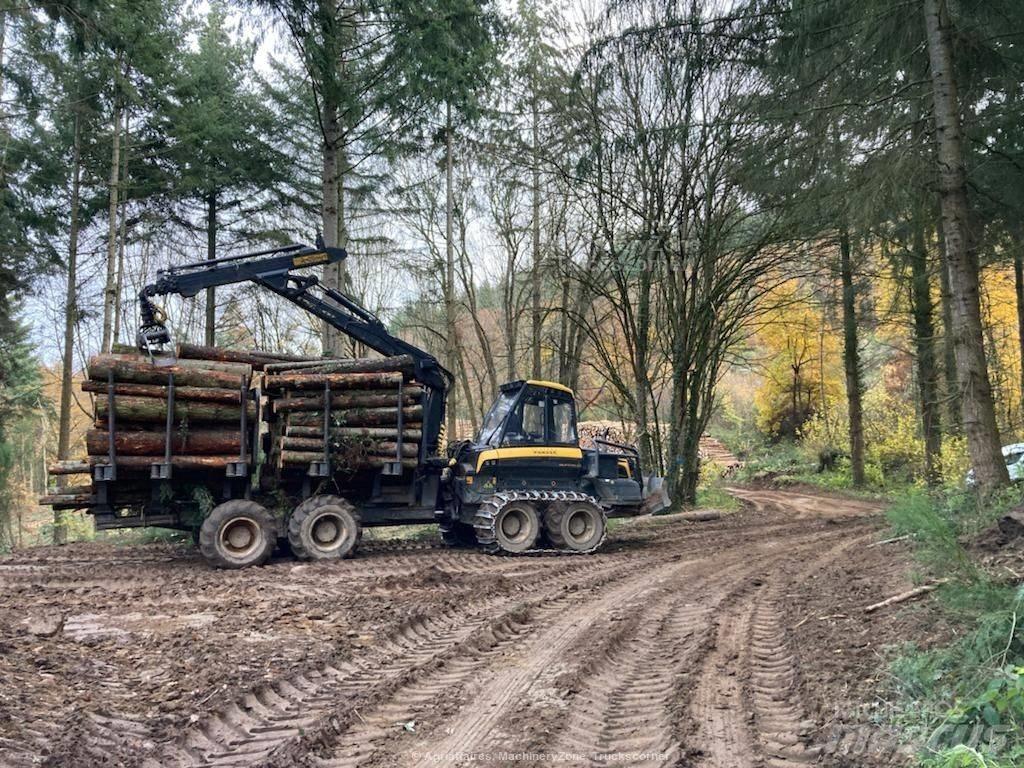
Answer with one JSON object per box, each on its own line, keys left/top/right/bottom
{"left": 0, "top": 488, "right": 941, "bottom": 767}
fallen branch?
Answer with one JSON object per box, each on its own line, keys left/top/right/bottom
{"left": 863, "top": 580, "right": 948, "bottom": 614}
{"left": 676, "top": 510, "right": 722, "bottom": 522}
{"left": 866, "top": 535, "right": 910, "bottom": 549}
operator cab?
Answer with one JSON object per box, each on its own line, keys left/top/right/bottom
{"left": 478, "top": 380, "right": 579, "bottom": 449}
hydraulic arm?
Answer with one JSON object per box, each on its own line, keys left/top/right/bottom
{"left": 137, "top": 241, "right": 452, "bottom": 453}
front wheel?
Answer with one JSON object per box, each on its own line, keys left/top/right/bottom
{"left": 288, "top": 495, "right": 361, "bottom": 560}
{"left": 198, "top": 500, "right": 276, "bottom": 569}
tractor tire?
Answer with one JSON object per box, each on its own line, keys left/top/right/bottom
{"left": 481, "top": 498, "right": 540, "bottom": 553}
{"left": 198, "top": 500, "right": 276, "bottom": 569}
{"left": 545, "top": 500, "right": 606, "bottom": 552}
{"left": 288, "top": 495, "right": 361, "bottom": 560}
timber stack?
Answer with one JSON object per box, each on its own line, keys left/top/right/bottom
{"left": 42, "top": 345, "right": 424, "bottom": 508}
{"left": 264, "top": 354, "right": 422, "bottom": 471}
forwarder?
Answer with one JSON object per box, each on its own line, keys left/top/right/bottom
{"left": 42, "top": 242, "right": 669, "bottom": 567}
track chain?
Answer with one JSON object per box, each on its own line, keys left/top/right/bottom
{"left": 472, "top": 490, "right": 608, "bottom": 555}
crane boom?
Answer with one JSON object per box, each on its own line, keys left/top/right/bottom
{"left": 137, "top": 241, "right": 451, "bottom": 453}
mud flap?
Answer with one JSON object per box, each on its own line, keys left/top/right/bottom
{"left": 641, "top": 475, "right": 671, "bottom": 515}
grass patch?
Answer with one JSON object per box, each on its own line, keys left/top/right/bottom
{"left": 696, "top": 483, "right": 740, "bottom": 512}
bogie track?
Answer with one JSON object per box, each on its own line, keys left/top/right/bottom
{"left": 470, "top": 490, "right": 608, "bottom": 554}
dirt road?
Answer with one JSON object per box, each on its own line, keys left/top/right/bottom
{"left": 0, "top": 488, "right": 934, "bottom": 767}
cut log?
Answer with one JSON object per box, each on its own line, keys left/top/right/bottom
{"left": 176, "top": 342, "right": 306, "bottom": 368}
{"left": 286, "top": 405, "right": 422, "bottom": 427}
{"left": 280, "top": 436, "right": 419, "bottom": 457}
{"left": 104, "top": 352, "right": 252, "bottom": 377}
{"left": 85, "top": 428, "right": 242, "bottom": 456}
{"left": 284, "top": 425, "right": 424, "bottom": 441}
{"left": 48, "top": 460, "right": 91, "bottom": 476}
{"left": 263, "top": 371, "right": 405, "bottom": 391}
{"left": 279, "top": 450, "right": 417, "bottom": 470}
{"left": 264, "top": 355, "right": 415, "bottom": 375}
{"left": 38, "top": 493, "right": 93, "bottom": 507}
{"left": 863, "top": 580, "right": 948, "bottom": 614}
{"left": 87, "top": 455, "right": 241, "bottom": 470}
{"left": 95, "top": 395, "right": 256, "bottom": 424}
{"left": 82, "top": 380, "right": 245, "bottom": 404}
{"left": 87, "top": 355, "right": 245, "bottom": 389}
{"left": 274, "top": 390, "right": 421, "bottom": 412}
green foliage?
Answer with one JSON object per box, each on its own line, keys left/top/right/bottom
{"left": 884, "top": 490, "right": 1024, "bottom": 765}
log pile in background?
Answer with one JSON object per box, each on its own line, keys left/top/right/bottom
{"left": 265, "top": 354, "right": 422, "bottom": 472}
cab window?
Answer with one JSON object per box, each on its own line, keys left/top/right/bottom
{"left": 503, "top": 391, "right": 547, "bottom": 445}
{"left": 478, "top": 391, "right": 516, "bottom": 446}
{"left": 551, "top": 397, "right": 577, "bottom": 445}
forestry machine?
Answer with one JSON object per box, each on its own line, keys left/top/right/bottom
{"left": 121, "top": 242, "right": 669, "bottom": 567}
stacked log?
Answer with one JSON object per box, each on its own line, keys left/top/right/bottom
{"left": 265, "top": 355, "right": 422, "bottom": 472}
{"left": 82, "top": 349, "right": 254, "bottom": 472}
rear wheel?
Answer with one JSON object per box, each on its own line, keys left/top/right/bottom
{"left": 288, "top": 495, "right": 361, "bottom": 560}
{"left": 545, "top": 501, "right": 606, "bottom": 552}
{"left": 199, "top": 500, "right": 276, "bottom": 569}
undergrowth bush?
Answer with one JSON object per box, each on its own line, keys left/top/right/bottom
{"left": 886, "top": 489, "right": 1024, "bottom": 766}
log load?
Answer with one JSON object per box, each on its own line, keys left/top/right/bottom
{"left": 175, "top": 342, "right": 306, "bottom": 369}
{"left": 273, "top": 388, "right": 421, "bottom": 413}
{"left": 48, "top": 460, "right": 91, "bottom": 476}
{"left": 264, "top": 354, "right": 415, "bottom": 376}
{"left": 280, "top": 436, "right": 419, "bottom": 457}
{"left": 263, "top": 371, "right": 404, "bottom": 391}
{"left": 286, "top": 405, "right": 422, "bottom": 427}
{"left": 95, "top": 395, "right": 256, "bottom": 425}
{"left": 284, "top": 425, "right": 424, "bottom": 441}
{"left": 82, "top": 381, "right": 246, "bottom": 404}
{"left": 85, "top": 428, "right": 242, "bottom": 456}
{"left": 279, "top": 451, "right": 417, "bottom": 470}
{"left": 87, "top": 354, "right": 248, "bottom": 389}
{"left": 87, "top": 455, "right": 242, "bottom": 470}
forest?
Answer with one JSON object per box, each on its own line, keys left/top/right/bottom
{"left": 0, "top": 0, "right": 1021, "bottom": 537}
{"left": 1, "top": 1, "right": 1024, "bottom": 765}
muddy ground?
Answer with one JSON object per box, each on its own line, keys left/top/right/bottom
{"left": 0, "top": 487, "right": 943, "bottom": 768}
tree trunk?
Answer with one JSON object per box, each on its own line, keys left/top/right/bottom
{"left": 923, "top": 0, "right": 1008, "bottom": 492}
{"left": 101, "top": 97, "right": 121, "bottom": 354}
{"left": 55, "top": 108, "right": 83, "bottom": 545}
{"left": 320, "top": 93, "right": 345, "bottom": 357}
{"left": 112, "top": 105, "right": 129, "bottom": 348}
{"left": 937, "top": 225, "right": 961, "bottom": 431}
{"left": 910, "top": 216, "right": 943, "bottom": 485}
{"left": 840, "top": 230, "right": 865, "bottom": 486}
{"left": 530, "top": 83, "right": 542, "bottom": 379}
{"left": 444, "top": 100, "right": 457, "bottom": 441}
{"left": 205, "top": 191, "right": 217, "bottom": 346}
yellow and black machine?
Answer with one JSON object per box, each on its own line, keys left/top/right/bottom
{"left": 53, "top": 242, "right": 667, "bottom": 567}
{"left": 441, "top": 379, "right": 670, "bottom": 553}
